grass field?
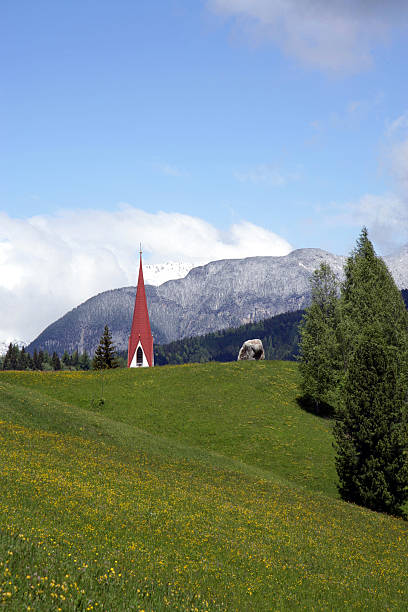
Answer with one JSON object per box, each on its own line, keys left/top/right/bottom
{"left": 0, "top": 361, "right": 407, "bottom": 610}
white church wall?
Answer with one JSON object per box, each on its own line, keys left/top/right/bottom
{"left": 129, "top": 340, "right": 150, "bottom": 368}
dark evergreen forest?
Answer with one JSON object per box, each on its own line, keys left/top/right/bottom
{"left": 151, "top": 310, "right": 304, "bottom": 365}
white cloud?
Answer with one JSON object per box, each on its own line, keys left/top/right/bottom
{"left": 333, "top": 193, "right": 408, "bottom": 228}
{"left": 322, "top": 110, "right": 408, "bottom": 250}
{"left": 156, "top": 163, "right": 188, "bottom": 177}
{"left": 208, "top": 0, "right": 407, "bottom": 72}
{"left": 0, "top": 206, "right": 292, "bottom": 344}
{"left": 324, "top": 193, "right": 408, "bottom": 252}
{"left": 391, "top": 138, "right": 408, "bottom": 192}
{"left": 385, "top": 113, "right": 408, "bottom": 196}
{"left": 386, "top": 111, "right": 408, "bottom": 136}
{"left": 311, "top": 94, "right": 384, "bottom": 135}
{"left": 234, "top": 163, "right": 299, "bottom": 185}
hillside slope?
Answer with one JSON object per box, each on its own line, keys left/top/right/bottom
{"left": 0, "top": 363, "right": 407, "bottom": 610}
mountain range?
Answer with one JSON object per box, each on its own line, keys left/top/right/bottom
{"left": 26, "top": 245, "right": 408, "bottom": 357}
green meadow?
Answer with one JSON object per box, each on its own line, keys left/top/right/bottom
{"left": 0, "top": 361, "right": 407, "bottom": 610}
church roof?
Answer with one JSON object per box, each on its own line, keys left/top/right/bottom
{"left": 128, "top": 253, "right": 153, "bottom": 367}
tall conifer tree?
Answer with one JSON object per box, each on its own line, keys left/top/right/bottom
{"left": 18, "top": 347, "right": 28, "bottom": 370}
{"left": 340, "top": 227, "right": 408, "bottom": 371}
{"left": 3, "top": 343, "right": 18, "bottom": 370}
{"left": 298, "top": 262, "right": 341, "bottom": 411}
{"left": 93, "top": 325, "right": 118, "bottom": 369}
{"left": 334, "top": 332, "right": 408, "bottom": 515}
{"left": 51, "top": 352, "right": 61, "bottom": 371}
{"left": 334, "top": 228, "right": 408, "bottom": 515}
{"left": 79, "top": 350, "right": 91, "bottom": 370}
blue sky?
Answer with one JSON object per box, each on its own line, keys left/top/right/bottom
{"left": 1, "top": 0, "right": 408, "bottom": 340}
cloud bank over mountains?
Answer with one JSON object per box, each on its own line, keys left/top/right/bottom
{"left": 326, "top": 110, "right": 408, "bottom": 250}
{"left": 208, "top": 0, "right": 408, "bottom": 72}
{"left": 3, "top": 106, "right": 408, "bottom": 345}
{"left": 0, "top": 206, "right": 292, "bottom": 344}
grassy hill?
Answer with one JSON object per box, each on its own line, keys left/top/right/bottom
{"left": 0, "top": 362, "right": 407, "bottom": 610}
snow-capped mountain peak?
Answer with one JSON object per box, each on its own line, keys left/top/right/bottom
{"left": 143, "top": 261, "right": 196, "bottom": 286}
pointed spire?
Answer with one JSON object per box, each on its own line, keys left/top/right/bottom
{"left": 127, "top": 249, "right": 154, "bottom": 367}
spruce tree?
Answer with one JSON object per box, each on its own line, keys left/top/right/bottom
{"left": 334, "top": 228, "right": 408, "bottom": 515}
{"left": 340, "top": 227, "right": 408, "bottom": 370}
{"left": 62, "top": 351, "right": 71, "bottom": 367}
{"left": 92, "top": 325, "right": 118, "bottom": 369}
{"left": 2, "top": 343, "right": 12, "bottom": 370}
{"left": 71, "top": 350, "right": 79, "bottom": 368}
{"left": 3, "top": 343, "right": 19, "bottom": 370}
{"left": 298, "top": 263, "right": 341, "bottom": 412}
{"left": 32, "top": 349, "right": 38, "bottom": 370}
{"left": 79, "top": 350, "right": 91, "bottom": 370}
{"left": 51, "top": 352, "right": 61, "bottom": 371}
{"left": 18, "top": 347, "right": 28, "bottom": 370}
{"left": 334, "top": 331, "right": 408, "bottom": 515}
{"left": 26, "top": 352, "right": 33, "bottom": 370}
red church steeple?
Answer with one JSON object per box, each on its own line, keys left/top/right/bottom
{"left": 127, "top": 247, "right": 154, "bottom": 367}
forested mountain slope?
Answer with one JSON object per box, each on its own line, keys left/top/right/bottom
{"left": 152, "top": 310, "right": 304, "bottom": 365}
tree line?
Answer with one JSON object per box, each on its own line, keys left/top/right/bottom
{"left": 1, "top": 345, "right": 93, "bottom": 371}
{"left": 3, "top": 309, "right": 302, "bottom": 372}
{"left": 299, "top": 228, "right": 408, "bottom": 517}
{"left": 1, "top": 326, "right": 123, "bottom": 371}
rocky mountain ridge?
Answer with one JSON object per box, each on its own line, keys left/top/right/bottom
{"left": 143, "top": 260, "right": 195, "bottom": 285}
{"left": 26, "top": 246, "right": 408, "bottom": 357}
